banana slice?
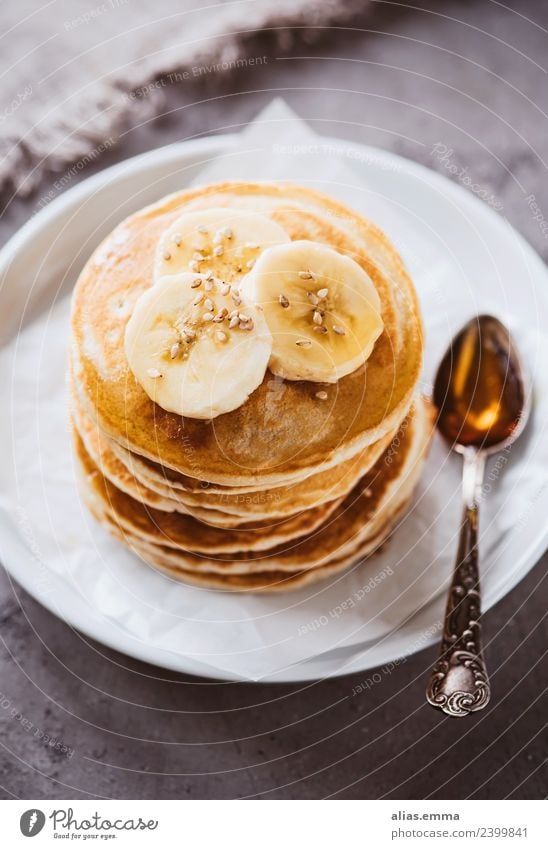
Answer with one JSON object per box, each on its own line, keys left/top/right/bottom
{"left": 245, "top": 240, "right": 384, "bottom": 383}
{"left": 154, "top": 208, "right": 290, "bottom": 284}
{"left": 125, "top": 272, "right": 272, "bottom": 419}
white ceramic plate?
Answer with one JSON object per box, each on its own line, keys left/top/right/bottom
{"left": 0, "top": 132, "right": 547, "bottom": 683}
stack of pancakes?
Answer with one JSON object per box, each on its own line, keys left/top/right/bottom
{"left": 70, "top": 182, "right": 432, "bottom": 592}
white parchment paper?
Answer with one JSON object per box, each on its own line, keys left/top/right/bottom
{"left": 0, "top": 101, "right": 547, "bottom": 681}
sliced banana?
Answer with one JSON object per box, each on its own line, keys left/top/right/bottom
{"left": 125, "top": 272, "right": 272, "bottom": 419}
{"left": 154, "top": 208, "right": 290, "bottom": 284}
{"left": 244, "top": 240, "right": 384, "bottom": 383}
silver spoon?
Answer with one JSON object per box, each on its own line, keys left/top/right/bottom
{"left": 426, "top": 315, "right": 531, "bottom": 717}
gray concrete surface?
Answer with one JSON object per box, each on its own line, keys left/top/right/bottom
{"left": 1, "top": 0, "right": 547, "bottom": 799}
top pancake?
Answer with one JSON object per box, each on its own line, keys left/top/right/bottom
{"left": 71, "top": 181, "right": 423, "bottom": 487}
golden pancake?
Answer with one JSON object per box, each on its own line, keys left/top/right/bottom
{"left": 74, "top": 428, "right": 346, "bottom": 553}
{"left": 71, "top": 384, "right": 398, "bottom": 521}
{"left": 76, "top": 397, "right": 433, "bottom": 575}
{"left": 101, "top": 500, "right": 411, "bottom": 593}
{"left": 71, "top": 181, "right": 423, "bottom": 487}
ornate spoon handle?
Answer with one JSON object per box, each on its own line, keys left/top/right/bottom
{"left": 426, "top": 449, "right": 491, "bottom": 717}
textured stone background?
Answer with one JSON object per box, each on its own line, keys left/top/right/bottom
{"left": 1, "top": 0, "right": 547, "bottom": 799}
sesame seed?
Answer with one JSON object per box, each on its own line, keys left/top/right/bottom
{"left": 313, "top": 310, "right": 323, "bottom": 326}
{"left": 222, "top": 227, "right": 233, "bottom": 239}
{"left": 213, "top": 245, "right": 224, "bottom": 257}
{"left": 203, "top": 312, "right": 214, "bottom": 321}
{"left": 183, "top": 329, "right": 196, "bottom": 342}
{"left": 307, "top": 292, "right": 319, "bottom": 306}
{"left": 317, "top": 287, "right": 329, "bottom": 298}
{"left": 193, "top": 292, "right": 204, "bottom": 305}
{"left": 163, "top": 251, "right": 171, "bottom": 261}
{"left": 245, "top": 241, "right": 259, "bottom": 249}
{"left": 333, "top": 325, "right": 346, "bottom": 335}
{"left": 279, "top": 294, "right": 290, "bottom": 308}
{"left": 296, "top": 339, "right": 312, "bottom": 348}
{"left": 190, "top": 278, "right": 202, "bottom": 288}
{"left": 299, "top": 271, "right": 313, "bottom": 280}
{"left": 314, "top": 325, "right": 328, "bottom": 334}
{"left": 240, "top": 319, "right": 254, "bottom": 331}
{"left": 215, "top": 330, "right": 228, "bottom": 343}
{"left": 205, "top": 269, "right": 214, "bottom": 281}
{"left": 245, "top": 259, "right": 255, "bottom": 270}
{"left": 147, "top": 368, "right": 162, "bottom": 378}
{"left": 229, "top": 315, "right": 240, "bottom": 329}
{"left": 173, "top": 234, "right": 182, "bottom": 246}
{"left": 189, "top": 260, "right": 199, "bottom": 272}
{"left": 232, "top": 295, "right": 242, "bottom": 306}
{"left": 315, "top": 391, "right": 328, "bottom": 400}
{"left": 204, "top": 280, "right": 213, "bottom": 291}
{"left": 238, "top": 313, "right": 250, "bottom": 322}
{"left": 204, "top": 298, "right": 214, "bottom": 311}
{"left": 197, "top": 224, "right": 208, "bottom": 233}
{"left": 213, "top": 309, "right": 227, "bottom": 322}
{"left": 220, "top": 282, "right": 231, "bottom": 295}
{"left": 170, "top": 342, "right": 180, "bottom": 359}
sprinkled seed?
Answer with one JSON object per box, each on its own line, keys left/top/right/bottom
{"left": 215, "top": 330, "right": 228, "bottom": 343}
{"left": 197, "top": 224, "right": 208, "bottom": 233}
{"left": 317, "top": 287, "right": 329, "bottom": 298}
{"left": 307, "top": 291, "right": 319, "bottom": 306}
{"left": 314, "top": 325, "right": 328, "bottom": 334}
{"left": 313, "top": 310, "right": 323, "bottom": 326}
{"left": 279, "top": 294, "right": 290, "bottom": 308}
{"left": 240, "top": 319, "right": 254, "bottom": 331}
{"left": 173, "top": 234, "right": 182, "bottom": 246}
{"left": 299, "top": 271, "right": 313, "bottom": 280}
{"left": 213, "top": 309, "right": 227, "bottom": 322}
{"left": 333, "top": 325, "right": 346, "bottom": 335}
{"left": 246, "top": 259, "right": 255, "bottom": 269}
{"left": 205, "top": 269, "right": 214, "bottom": 281}
{"left": 221, "top": 227, "right": 233, "bottom": 239}
{"left": 229, "top": 315, "right": 240, "bottom": 329}
{"left": 203, "top": 312, "right": 214, "bottom": 321}
{"left": 190, "top": 278, "right": 202, "bottom": 288}
{"left": 296, "top": 339, "right": 312, "bottom": 348}
{"left": 220, "top": 282, "right": 231, "bottom": 296}
{"left": 232, "top": 295, "right": 242, "bottom": 306}
{"left": 238, "top": 313, "right": 250, "bottom": 322}
{"left": 204, "top": 279, "right": 214, "bottom": 291}
{"left": 163, "top": 251, "right": 171, "bottom": 261}
{"left": 189, "top": 260, "right": 200, "bottom": 272}
{"left": 245, "top": 241, "right": 259, "bottom": 249}
{"left": 213, "top": 245, "right": 224, "bottom": 257}
{"left": 315, "top": 391, "right": 328, "bottom": 400}
{"left": 170, "top": 342, "right": 180, "bottom": 359}
{"left": 147, "top": 367, "right": 162, "bottom": 378}
{"left": 183, "top": 329, "right": 196, "bottom": 342}
{"left": 204, "top": 298, "right": 214, "bottom": 311}
{"left": 193, "top": 292, "right": 204, "bottom": 305}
